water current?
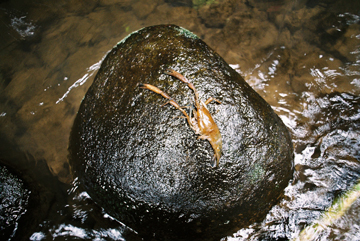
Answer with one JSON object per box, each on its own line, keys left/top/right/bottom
{"left": 0, "top": 0, "right": 359, "bottom": 240}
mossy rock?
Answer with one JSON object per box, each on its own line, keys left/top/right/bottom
{"left": 69, "top": 25, "right": 293, "bottom": 240}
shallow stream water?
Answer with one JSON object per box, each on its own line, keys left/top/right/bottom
{"left": 0, "top": 0, "right": 359, "bottom": 240}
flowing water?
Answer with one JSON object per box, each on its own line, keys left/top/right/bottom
{"left": 0, "top": 0, "right": 359, "bottom": 240}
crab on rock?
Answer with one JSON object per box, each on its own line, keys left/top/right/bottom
{"left": 140, "top": 69, "right": 222, "bottom": 167}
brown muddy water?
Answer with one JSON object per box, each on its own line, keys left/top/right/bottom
{"left": 0, "top": 0, "right": 360, "bottom": 240}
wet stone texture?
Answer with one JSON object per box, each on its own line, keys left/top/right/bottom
{"left": 69, "top": 25, "right": 294, "bottom": 240}
{"left": 0, "top": 165, "right": 30, "bottom": 240}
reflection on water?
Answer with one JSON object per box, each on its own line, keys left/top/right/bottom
{"left": 28, "top": 189, "right": 135, "bottom": 241}
{"left": 0, "top": 0, "right": 359, "bottom": 240}
{"left": 226, "top": 93, "right": 360, "bottom": 240}
{"left": 55, "top": 58, "right": 104, "bottom": 104}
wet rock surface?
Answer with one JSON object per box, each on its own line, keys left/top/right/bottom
{"left": 69, "top": 25, "right": 293, "bottom": 240}
{"left": 0, "top": 150, "right": 68, "bottom": 241}
{"left": 0, "top": 165, "right": 30, "bottom": 240}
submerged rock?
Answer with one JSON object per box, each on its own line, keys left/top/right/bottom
{"left": 69, "top": 25, "right": 293, "bottom": 240}
{"left": 0, "top": 165, "right": 30, "bottom": 240}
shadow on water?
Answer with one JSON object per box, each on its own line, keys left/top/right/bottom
{"left": 0, "top": 0, "right": 359, "bottom": 240}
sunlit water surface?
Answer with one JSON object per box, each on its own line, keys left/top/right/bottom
{"left": 0, "top": 0, "right": 359, "bottom": 240}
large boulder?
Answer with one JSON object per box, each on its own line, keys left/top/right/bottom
{"left": 69, "top": 25, "right": 293, "bottom": 240}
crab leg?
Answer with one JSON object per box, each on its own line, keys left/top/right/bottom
{"left": 204, "top": 97, "right": 222, "bottom": 105}
{"left": 164, "top": 69, "right": 201, "bottom": 111}
{"left": 139, "top": 83, "right": 193, "bottom": 128}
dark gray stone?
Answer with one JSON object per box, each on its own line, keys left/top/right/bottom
{"left": 0, "top": 165, "right": 30, "bottom": 240}
{"left": 69, "top": 25, "right": 293, "bottom": 240}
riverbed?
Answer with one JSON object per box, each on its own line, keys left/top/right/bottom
{"left": 0, "top": 0, "right": 359, "bottom": 240}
